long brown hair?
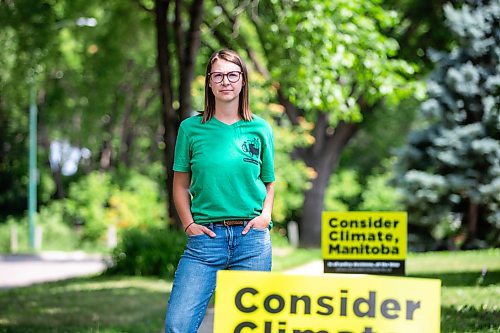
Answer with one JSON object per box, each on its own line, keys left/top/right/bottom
{"left": 202, "top": 49, "right": 252, "bottom": 123}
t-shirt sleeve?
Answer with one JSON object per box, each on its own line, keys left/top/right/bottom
{"left": 260, "top": 124, "right": 275, "bottom": 183}
{"left": 173, "top": 126, "right": 190, "bottom": 172}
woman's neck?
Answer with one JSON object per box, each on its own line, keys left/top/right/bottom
{"left": 214, "top": 103, "right": 240, "bottom": 124}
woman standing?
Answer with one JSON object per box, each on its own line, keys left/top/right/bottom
{"left": 165, "top": 49, "right": 275, "bottom": 333}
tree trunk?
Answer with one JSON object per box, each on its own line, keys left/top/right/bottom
{"left": 119, "top": 117, "right": 134, "bottom": 167}
{"left": 119, "top": 89, "right": 134, "bottom": 167}
{"left": 38, "top": 125, "right": 66, "bottom": 199}
{"left": 51, "top": 168, "right": 66, "bottom": 199}
{"left": 464, "top": 199, "right": 479, "bottom": 246}
{"left": 99, "top": 94, "right": 119, "bottom": 172}
{"left": 299, "top": 118, "right": 359, "bottom": 247}
{"left": 155, "top": 0, "right": 205, "bottom": 227}
{"left": 155, "top": 0, "right": 180, "bottom": 227}
{"left": 99, "top": 140, "right": 113, "bottom": 171}
{"left": 177, "top": 0, "right": 204, "bottom": 119}
{"left": 300, "top": 156, "right": 331, "bottom": 247}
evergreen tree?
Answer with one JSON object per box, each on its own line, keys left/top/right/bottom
{"left": 395, "top": 0, "right": 499, "bottom": 249}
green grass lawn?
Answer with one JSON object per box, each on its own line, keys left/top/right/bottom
{"left": 0, "top": 248, "right": 498, "bottom": 333}
{"left": 407, "top": 249, "right": 500, "bottom": 333}
{"left": 0, "top": 277, "right": 171, "bottom": 333}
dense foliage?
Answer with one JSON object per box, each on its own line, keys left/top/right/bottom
{"left": 0, "top": 170, "right": 166, "bottom": 253}
{"left": 395, "top": 0, "right": 500, "bottom": 248}
{"left": 206, "top": 0, "right": 420, "bottom": 245}
{"left": 0, "top": 0, "right": 496, "bottom": 251}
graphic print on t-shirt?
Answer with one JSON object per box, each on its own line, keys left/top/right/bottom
{"left": 241, "top": 138, "right": 260, "bottom": 165}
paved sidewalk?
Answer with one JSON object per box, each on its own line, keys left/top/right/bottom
{"left": 0, "top": 251, "right": 108, "bottom": 289}
{"left": 196, "top": 260, "right": 324, "bottom": 333}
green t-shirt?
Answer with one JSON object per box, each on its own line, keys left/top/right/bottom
{"left": 173, "top": 114, "right": 275, "bottom": 224}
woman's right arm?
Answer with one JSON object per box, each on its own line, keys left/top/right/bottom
{"left": 173, "top": 171, "right": 215, "bottom": 237}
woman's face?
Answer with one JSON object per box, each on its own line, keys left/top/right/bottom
{"left": 209, "top": 59, "right": 244, "bottom": 105}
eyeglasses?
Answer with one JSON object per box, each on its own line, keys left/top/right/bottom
{"left": 209, "top": 71, "right": 242, "bottom": 84}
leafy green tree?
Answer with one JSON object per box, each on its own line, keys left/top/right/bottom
{"left": 382, "top": 0, "right": 459, "bottom": 71}
{"left": 394, "top": 0, "right": 499, "bottom": 248}
{"left": 4, "top": 1, "right": 460, "bottom": 253}
{"left": 151, "top": 0, "right": 313, "bottom": 228}
{"left": 208, "top": 0, "right": 417, "bottom": 246}
{"left": 0, "top": 0, "right": 163, "bottom": 216}
{"left": 0, "top": 0, "right": 310, "bottom": 237}
{"left": 0, "top": 0, "right": 58, "bottom": 216}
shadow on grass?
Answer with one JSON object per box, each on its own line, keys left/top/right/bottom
{"left": 0, "top": 275, "right": 170, "bottom": 333}
{"left": 441, "top": 305, "right": 500, "bottom": 333}
{"left": 408, "top": 269, "right": 500, "bottom": 287}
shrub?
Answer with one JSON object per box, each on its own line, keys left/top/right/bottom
{"left": 359, "top": 172, "right": 403, "bottom": 211}
{"left": 108, "top": 226, "right": 186, "bottom": 279}
{"left": 324, "top": 170, "right": 362, "bottom": 211}
{"left": 65, "top": 171, "right": 166, "bottom": 243}
{"left": 0, "top": 217, "right": 29, "bottom": 253}
{"left": 65, "top": 172, "right": 112, "bottom": 241}
{"left": 106, "top": 172, "right": 166, "bottom": 230}
{"left": 37, "top": 202, "right": 79, "bottom": 251}
{"left": 0, "top": 207, "right": 79, "bottom": 253}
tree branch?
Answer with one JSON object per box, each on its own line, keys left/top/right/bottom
{"left": 132, "top": 0, "right": 154, "bottom": 13}
{"left": 275, "top": 87, "right": 301, "bottom": 126}
{"left": 174, "top": 0, "right": 184, "bottom": 63}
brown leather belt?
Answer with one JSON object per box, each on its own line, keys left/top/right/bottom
{"left": 212, "top": 220, "right": 247, "bottom": 226}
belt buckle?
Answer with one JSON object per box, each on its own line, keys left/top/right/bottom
{"left": 223, "top": 220, "right": 231, "bottom": 226}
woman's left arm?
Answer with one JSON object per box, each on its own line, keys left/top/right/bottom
{"left": 242, "top": 181, "right": 275, "bottom": 234}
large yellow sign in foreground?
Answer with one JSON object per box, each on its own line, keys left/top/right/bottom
{"left": 214, "top": 271, "right": 440, "bottom": 333}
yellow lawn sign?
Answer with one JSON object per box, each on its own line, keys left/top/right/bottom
{"left": 214, "top": 270, "right": 441, "bottom": 333}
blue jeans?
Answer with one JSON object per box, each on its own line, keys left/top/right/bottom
{"left": 164, "top": 222, "right": 272, "bottom": 333}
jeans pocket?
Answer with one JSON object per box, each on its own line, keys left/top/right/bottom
{"left": 188, "top": 232, "right": 209, "bottom": 238}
